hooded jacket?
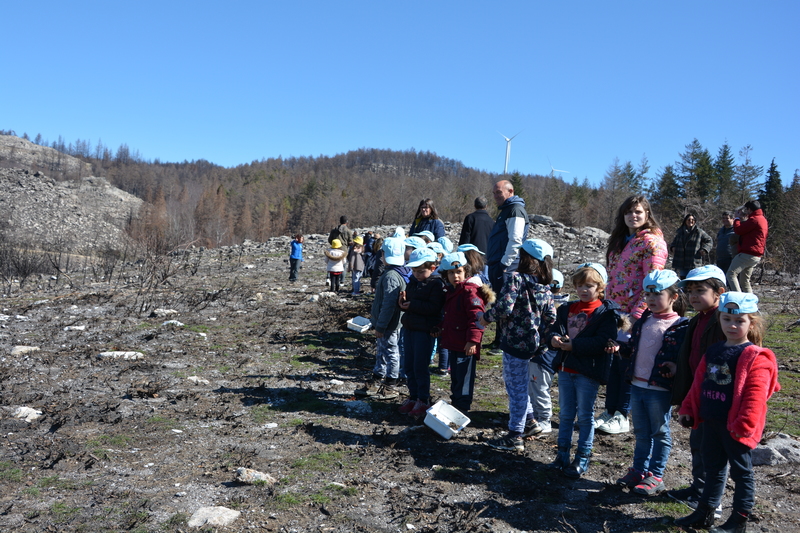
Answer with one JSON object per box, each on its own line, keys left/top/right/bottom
{"left": 670, "top": 224, "right": 713, "bottom": 272}
{"left": 606, "top": 228, "right": 668, "bottom": 319}
{"left": 733, "top": 209, "right": 768, "bottom": 257}
{"left": 620, "top": 310, "right": 689, "bottom": 390}
{"left": 400, "top": 274, "right": 446, "bottom": 333}
{"left": 486, "top": 195, "right": 529, "bottom": 270}
{"left": 439, "top": 282, "right": 495, "bottom": 357}
{"left": 324, "top": 248, "right": 347, "bottom": 273}
{"left": 370, "top": 266, "right": 411, "bottom": 334}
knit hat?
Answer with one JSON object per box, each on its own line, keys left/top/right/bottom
{"left": 521, "top": 239, "right": 553, "bottom": 261}
{"left": 406, "top": 247, "right": 438, "bottom": 267}
{"left": 719, "top": 292, "right": 759, "bottom": 314}
{"left": 331, "top": 239, "right": 342, "bottom": 249}
{"left": 439, "top": 252, "right": 467, "bottom": 271}
{"left": 381, "top": 237, "right": 406, "bottom": 266}
{"left": 642, "top": 269, "right": 680, "bottom": 293}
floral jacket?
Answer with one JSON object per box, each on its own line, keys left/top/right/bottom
{"left": 607, "top": 228, "right": 668, "bottom": 319}
{"left": 483, "top": 272, "right": 555, "bottom": 360}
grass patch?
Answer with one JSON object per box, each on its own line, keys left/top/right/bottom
{"left": 185, "top": 324, "right": 210, "bottom": 333}
{"left": 50, "top": 501, "right": 81, "bottom": 523}
{"left": 291, "top": 451, "right": 348, "bottom": 472}
{"left": 0, "top": 461, "right": 22, "bottom": 482}
{"left": 164, "top": 512, "right": 189, "bottom": 529}
{"left": 765, "top": 315, "right": 800, "bottom": 436}
{"left": 86, "top": 434, "right": 134, "bottom": 459}
{"left": 145, "top": 416, "right": 181, "bottom": 430}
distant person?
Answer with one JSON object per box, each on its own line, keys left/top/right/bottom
{"left": 670, "top": 214, "right": 712, "bottom": 279}
{"left": 288, "top": 234, "right": 304, "bottom": 282}
{"left": 324, "top": 239, "right": 347, "bottom": 292}
{"left": 458, "top": 196, "right": 494, "bottom": 254}
{"left": 715, "top": 211, "right": 736, "bottom": 274}
{"left": 328, "top": 216, "right": 354, "bottom": 247}
{"left": 726, "top": 200, "right": 768, "bottom": 293}
{"left": 347, "top": 236, "right": 366, "bottom": 295}
{"left": 409, "top": 198, "right": 445, "bottom": 240}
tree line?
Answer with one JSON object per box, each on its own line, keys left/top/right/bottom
{"left": 2, "top": 131, "right": 799, "bottom": 274}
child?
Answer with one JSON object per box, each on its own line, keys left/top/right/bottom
{"left": 397, "top": 248, "right": 446, "bottom": 417}
{"left": 458, "top": 243, "right": 489, "bottom": 284}
{"left": 368, "top": 235, "right": 385, "bottom": 293}
{"left": 548, "top": 263, "right": 622, "bottom": 478}
{"left": 356, "top": 237, "right": 411, "bottom": 400}
{"left": 438, "top": 236, "right": 454, "bottom": 254}
{"left": 675, "top": 292, "right": 780, "bottom": 532}
{"left": 613, "top": 269, "right": 689, "bottom": 495}
{"left": 438, "top": 252, "right": 495, "bottom": 413}
{"left": 480, "top": 239, "right": 556, "bottom": 452}
{"left": 550, "top": 269, "right": 570, "bottom": 307}
{"left": 324, "top": 239, "right": 347, "bottom": 292}
{"left": 288, "top": 234, "right": 304, "bottom": 282}
{"left": 348, "top": 236, "right": 366, "bottom": 295}
{"left": 667, "top": 265, "right": 727, "bottom": 514}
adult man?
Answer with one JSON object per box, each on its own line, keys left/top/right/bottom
{"left": 329, "top": 216, "right": 353, "bottom": 247}
{"left": 726, "top": 200, "right": 768, "bottom": 293}
{"left": 486, "top": 180, "right": 529, "bottom": 295}
{"left": 715, "top": 211, "right": 736, "bottom": 274}
{"left": 458, "top": 196, "right": 494, "bottom": 254}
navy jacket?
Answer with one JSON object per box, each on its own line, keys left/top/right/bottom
{"left": 487, "top": 196, "right": 529, "bottom": 267}
{"left": 621, "top": 310, "right": 689, "bottom": 390}
{"left": 400, "top": 275, "right": 446, "bottom": 333}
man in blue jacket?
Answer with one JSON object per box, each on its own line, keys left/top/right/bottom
{"left": 486, "top": 180, "right": 530, "bottom": 295}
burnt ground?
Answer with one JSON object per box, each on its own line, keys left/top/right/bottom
{"left": 1, "top": 245, "right": 799, "bottom": 533}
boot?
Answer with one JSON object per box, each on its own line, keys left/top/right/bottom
{"left": 548, "top": 447, "right": 570, "bottom": 471}
{"left": 709, "top": 510, "right": 748, "bottom": 533}
{"left": 675, "top": 503, "right": 716, "bottom": 529}
{"left": 563, "top": 448, "right": 591, "bottom": 479}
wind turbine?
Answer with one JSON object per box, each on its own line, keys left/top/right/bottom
{"left": 548, "top": 157, "right": 570, "bottom": 178}
{"left": 498, "top": 131, "right": 522, "bottom": 175}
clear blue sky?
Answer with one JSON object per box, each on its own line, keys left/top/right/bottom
{"left": 3, "top": 1, "right": 798, "bottom": 186}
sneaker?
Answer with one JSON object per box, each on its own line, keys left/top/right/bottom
{"left": 486, "top": 434, "right": 524, "bottom": 452}
{"left": 486, "top": 347, "right": 503, "bottom": 356}
{"left": 594, "top": 411, "right": 613, "bottom": 429}
{"left": 633, "top": 473, "right": 666, "bottom": 496}
{"left": 355, "top": 378, "right": 382, "bottom": 397}
{"left": 372, "top": 383, "right": 399, "bottom": 400}
{"left": 537, "top": 420, "right": 552, "bottom": 434}
{"left": 522, "top": 419, "right": 543, "bottom": 438}
{"left": 668, "top": 488, "right": 722, "bottom": 518}
{"left": 596, "top": 411, "right": 630, "bottom": 434}
{"left": 432, "top": 367, "right": 448, "bottom": 376}
{"left": 398, "top": 399, "right": 416, "bottom": 414}
{"left": 617, "top": 467, "right": 645, "bottom": 488}
{"left": 408, "top": 400, "right": 430, "bottom": 418}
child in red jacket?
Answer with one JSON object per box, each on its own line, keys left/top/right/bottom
{"left": 675, "top": 292, "right": 780, "bottom": 532}
{"left": 437, "top": 252, "right": 495, "bottom": 413}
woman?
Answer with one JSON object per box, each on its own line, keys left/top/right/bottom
{"left": 670, "top": 214, "right": 712, "bottom": 279}
{"left": 596, "top": 195, "right": 669, "bottom": 435}
{"left": 409, "top": 198, "right": 445, "bottom": 240}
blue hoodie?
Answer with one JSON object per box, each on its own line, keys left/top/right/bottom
{"left": 486, "top": 195, "right": 529, "bottom": 271}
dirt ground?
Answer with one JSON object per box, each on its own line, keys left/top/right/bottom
{"left": 1, "top": 244, "right": 799, "bottom": 533}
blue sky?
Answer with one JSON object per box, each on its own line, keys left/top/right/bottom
{"left": 2, "top": 1, "right": 798, "bottom": 186}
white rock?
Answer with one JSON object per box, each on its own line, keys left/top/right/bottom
{"left": 753, "top": 434, "right": 800, "bottom": 465}
{"left": 264, "top": 423, "right": 278, "bottom": 428}
{"left": 243, "top": 264, "right": 256, "bottom": 269}
{"left": 187, "top": 376, "right": 210, "bottom": 385}
{"left": 13, "top": 406, "right": 43, "bottom": 422}
{"left": 187, "top": 506, "right": 241, "bottom": 527}
{"left": 64, "top": 325, "right": 86, "bottom": 331}
{"left": 330, "top": 379, "right": 345, "bottom": 386}
{"left": 152, "top": 308, "right": 178, "bottom": 318}
{"left": 161, "top": 320, "right": 184, "bottom": 327}
{"left": 98, "top": 351, "right": 144, "bottom": 360}
{"left": 236, "top": 467, "right": 277, "bottom": 485}
{"left": 308, "top": 295, "right": 320, "bottom": 302}
{"left": 11, "top": 346, "right": 39, "bottom": 356}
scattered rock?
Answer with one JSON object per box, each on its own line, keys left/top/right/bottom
{"left": 753, "top": 434, "right": 800, "bottom": 465}
{"left": 187, "top": 376, "right": 210, "bottom": 385}
{"left": 151, "top": 309, "right": 178, "bottom": 318}
{"left": 11, "top": 346, "right": 39, "bottom": 356}
{"left": 235, "top": 467, "right": 277, "bottom": 485}
{"left": 98, "top": 351, "right": 144, "bottom": 360}
{"left": 13, "top": 406, "right": 43, "bottom": 422}
{"left": 187, "top": 506, "right": 241, "bottom": 528}
{"left": 64, "top": 325, "right": 86, "bottom": 331}
{"left": 161, "top": 320, "right": 184, "bottom": 327}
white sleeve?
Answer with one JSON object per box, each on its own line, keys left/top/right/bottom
{"left": 501, "top": 216, "right": 526, "bottom": 267}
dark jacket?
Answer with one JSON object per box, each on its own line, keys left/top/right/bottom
{"left": 549, "top": 299, "right": 622, "bottom": 385}
{"left": 459, "top": 209, "right": 494, "bottom": 254}
{"left": 671, "top": 310, "right": 725, "bottom": 405}
{"left": 328, "top": 224, "right": 353, "bottom": 247}
{"left": 733, "top": 209, "right": 768, "bottom": 257}
{"left": 487, "top": 196, "right": 529, "bottom": 268}
{"left": 621, "top": 310, "right": 689, "bottom": 390}
{"left": 670, "top": 225, "right": 712, "bottom": 272}
{"left": 715, "top": 226, "right": 735, "bottom": 265}
{"left": 371, "top": 266, "right": 411, "bottom": 334}
{"left": 401, "top": 275, "right": 446, "bottom": 333}
{"left": 409, "top": 217, "right": 445, "bottom": 240}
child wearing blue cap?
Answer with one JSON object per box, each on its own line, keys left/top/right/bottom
{"left": 480, "top": 239, "right": 556, "bottom": 452}
{"left": 675, "top": 292, "right": 780, "bottom": 532}
{"left": 612, "top": 269, "right": 689, "bottom": 496}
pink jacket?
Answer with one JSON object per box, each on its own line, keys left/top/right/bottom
{"left": 679, "top": 344, "right": 780, "bottom": 449}
{"left": 606, "top": 228, "right": 668, "bottom": 319}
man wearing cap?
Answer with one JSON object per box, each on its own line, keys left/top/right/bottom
{"left": 486, "top": 180, "right": 530, "bottom": 295}
{"left": 726, "top": 200, "right": 768, "bottom": 293}
{"left": 459, "top": 196, "right": 494, "bottom": 254}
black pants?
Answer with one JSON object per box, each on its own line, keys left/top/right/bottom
{"left": 330, "top": 272, "right": 341, "bottom": 292}
{"left": 450, "top": 351, "right": 477, "bottom": 413}
{"left": 289, "top": 258, "right": 300, "bottom": 281}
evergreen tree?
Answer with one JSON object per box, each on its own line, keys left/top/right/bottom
{"left": 677, "top": 138, "right": 715, "bottom": 201}
{"left": 649, "top": 165, "right": 681, "bottom": 223}
{"left": 734, "top": 145, "right": 763, "bottom": 205}
{"left": 760, "top": 158, "right": 782, "bottom": 217}
{"left": 714, "top": 142, "right": 737, "bottom": 206}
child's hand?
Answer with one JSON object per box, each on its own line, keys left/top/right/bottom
{"left": 678, "top": 414, "right": 693, "bottom": 428}
{"left": 430, "top": 326, "right": 441, "bottom": 338}
{"left": 605, "top": 339, "right": 619, "bottom": 353}
{"left": 479, "top": 316, "right": 490, "bottom": 327}
{"left": 552, "top": 335, "right": 571, "bottom": 351}
{"left": 658, "top": 362, "right": 677, "bottom": 378}
{"left": 465, "top": 341, "right": 477, "bottom": 356}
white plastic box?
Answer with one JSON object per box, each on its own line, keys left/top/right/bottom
{"left": 346, "top": 316, "right": 372, "bottom": 333}
{"left": 424, "top": 400, "right": 471, "bottom": 439}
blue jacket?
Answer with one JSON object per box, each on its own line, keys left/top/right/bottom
{"left": 486, "top": 196, "right": 529, "bottom": 269}
{"left": 290, "top": 240, "right": 303, "bottom": 260}
{"left": 409, "top": 217, "right": 445, "bottom": 240}
{"left": 621, "top": 310, "right": 689, "bottom": 390}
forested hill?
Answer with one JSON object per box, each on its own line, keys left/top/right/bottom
{"left": 1, "top": 132, "right": 799, "bottom": 273}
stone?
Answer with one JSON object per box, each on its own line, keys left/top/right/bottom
{"left": 187, "top": 376, "right": 210, "bottom": 385}
{"left": 11, "top": 346, "right": 40, "bottom": 356}
{"left": 161, "top": 320, "right": 184, "bottom": 327}
{"left": 151, "top": 309, "right": 178, "bottom": 318}
{"left": 753, "top": 434, "right": 800, "bottom": 465}
{"left": 13, "top": 406, "right": 43, "bottom": 422}
{"left": 235, "top": 467, "right": 277, "bottom": 485}
{"left": 98, "top": 351, "right": 144, "bottom": 360}
{"left": 187, "top": 506, "right": 241, "bottom": 527}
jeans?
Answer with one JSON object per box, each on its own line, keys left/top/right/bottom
{"left": 403, "top": 329, "right": 434, "bottom": 401}
{"left": 528, "top": 361, "right": 553, "bottom": 423}
{"left": 630, "top": 385, "right": 672, "bottom": 478}
{"left": 557, "top": 371, "right": 600, "bottom": 451}
{"left": 605, "top": 354, "right": 631, "bottom": 417}
{"left": 374, "top": 328, "right": 401, "bottom": 380}
{"left": 726, "top": 252, "right": 761, "bottom": 293}
{"left": 289, "top": 258, "right": 300, "bottom": 281}
{"left": 450, "top": 351, "right": 477, "bottom": 413}
{"left": 351, "top": 270, "right": 363, "bottom": 294}
{"left": 502, "top": 352, "right": 533, "bottom": 435}
{"left": 701, "top": 419, "right": 755, "bottom": 513}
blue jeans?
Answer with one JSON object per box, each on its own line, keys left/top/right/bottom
{"left": 502, "top": 352, "right": 533, "bottom": 435}
{"left": 630, "top": 385, "right": 672, "bottom": 478}
{"left": 701, "top": 419, "right": 755, "bottom": 513}
{"left": 351, "top": 270, "right": 363, "bottom": 294}
{"left": 557, "top": 371, "right": 600, "bottom": 451}
{"left": 403, "top": 329, "right": 434, "bottom": 401}
{"left": 373, "top": 328, "right": 401, "bottom": 380}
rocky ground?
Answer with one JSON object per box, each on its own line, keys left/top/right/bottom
{"left": 1, "top": 228, "right": 799, "bottom": 533}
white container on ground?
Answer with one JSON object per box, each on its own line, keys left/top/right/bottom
{"left": 347, "top": 316, "right": 372, "bottom": 333}
{"left": 424, "top": 400, "right": 470, "bottom": 439}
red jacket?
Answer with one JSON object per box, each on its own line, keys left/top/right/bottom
{"left": 733, "top": 209, "right": 768, "bottom": 257}
{"left": 679, "top": 343, "right": 780, "bottom": 449}
{"left": 439, "top": 281, "right": 491, "bottom": 357}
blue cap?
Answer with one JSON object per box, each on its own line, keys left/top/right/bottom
{"left": 381, "top": 237, "right": 406, "bottom": 266}
{"left": 404, "top": 236, "right": 427, "bottom": 249}
{"left": 393, "top": 226, "right": 406, "bottom": 238}
{"left": 521, "top": 239, "right": 553, "bottom": 261}
{"left": 413, "top": 231, "right": 435, "bottom": 241}
{"left": 642, "top": 269, "right": 680, "bottom": 293}
{"left": 406, "top": 247, "right": 438, "bottom": 267}
{"left": 437, "top": 236, "right": 454, "bottom": 253}
{"left": 426, "top": 242, "right": 445, "bottom": 254}
{"left": 439, "top": 252, "right": 467, "bottom": 271}
{"left": 551, "top": 269, "right": 564, "bottom": 289}
{"left": 678, "top": 265, "right": 727, "bottom": 287}
{"left": 457, "top": 243, "right": 485, "bottom": 255}
{"left": 719, "top": 292, "right": 759, "bottom": 314}
{"left": 575, "top": 262, "right": 608, "bottom": 284}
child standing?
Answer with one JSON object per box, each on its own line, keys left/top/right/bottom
{"left": 614, "top": 270, "right": 689, "bottom": 496}
{"left": 675, "top": 292, "right": 780, "bottom": 533}
{"left": 356, "top": 237, "right": 411, "bottom": 400}
{"left": 437, "top": 252, "right": 495, "bottom": 413}
{"left": 397, "top": 247, "right": 446, "bottom": 417}
{"left": 324, "top": 239, "right": 347, "bottom": 292}
{"left": 548, "top": 263, "right": 621, "bottom": 478}
{"left": 480, "top": 239, "right": 556, "bottom": 452}
{"left": 348, "top": 236, "right": 366, "bottom": 295}
{"left": 668, "top": 265, "right": 727, "bottom": 514}
{"left": 288, "top": 234, "right": 304, "bottom": 282}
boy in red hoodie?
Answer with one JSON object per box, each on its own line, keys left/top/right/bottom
{"left": 726, "top": 200, "right": 768, "bottom": 293}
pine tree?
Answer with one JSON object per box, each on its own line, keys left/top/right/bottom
{"left": 649, "top": 165, "right": 681, "bottom": 223}
{"left": 714, "top": 142, "right": 737, "bottom": 206}
{"left": 760, "top": 158, "right": 783, "bottom": 217}
{"left": 677, "top": 139, "right": 715, "bottom": 201}
{"left": 734, "top": 145, "right": 763, "bottom": 205}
